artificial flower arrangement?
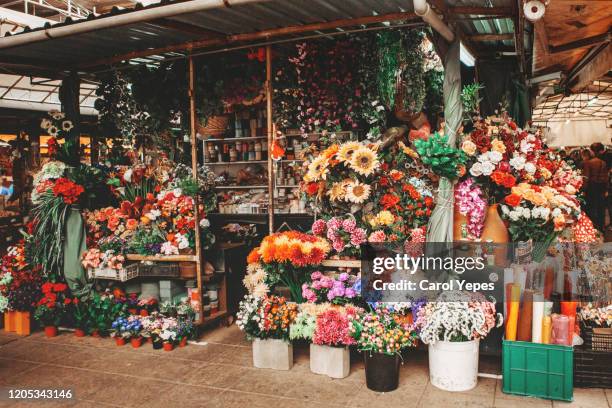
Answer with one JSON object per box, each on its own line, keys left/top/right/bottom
{"left": 578, "top": 303, "right": 611, "bottom": 328}
{"left": 349, "top": 304, "right": 419, "bottom": 355}
{"left": 33, "top": 282, "right": 72, "bottom": 328}
{"left": 245, "top": 231, "right": 330, "bottom": 302}
{"left": 39, "top": 110, "right": 74, "bottom": 161}
{"left": 311, "top": 217, "right": 366, "bottom": 257}
{"left": 414, "top": 132, "right": 467, "bottom": 180}
{"left": 301, "top": 271, "right": 359, "bottom": 305}
{"left": 0, "top": 244, "right": 42, "bottom": 312}
{"left": 81, "top": 248, "right": 125, "bottom": 272}
{"left": 312, "top": 306, "right": 360, "bottom": 347}
{"left": 0, "top": 269, "right": 12, "bottom": 313}
{"left": 237, "top": 295, "right": 298, "bottom": 341}
{"left": 414, "top": 292, "right": 503, "bottom": 344}
{"left": 454, "top": 178, "right": 486, "bottom": 240}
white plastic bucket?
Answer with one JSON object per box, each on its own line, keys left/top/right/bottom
{"left": 428, "top": 339, "right": 479, "bottom": 391}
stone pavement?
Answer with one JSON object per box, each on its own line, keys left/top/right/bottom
{"left": 0, "top": 325, "right": 610, "bottom": 408}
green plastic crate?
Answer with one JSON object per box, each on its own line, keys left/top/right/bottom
{"left": 502, "top": 339, "right": 573, "bottom": 401}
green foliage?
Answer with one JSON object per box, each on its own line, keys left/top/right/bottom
{"left": 67, "top": 165, "right": 116, "bottom": 210}
{"left": 423, "top": 69, "right": 445, "bottom": 119}
{"left": 128, "top": 226, "right": 166, "bottom": 255}
{"left": 461, "top": 82, "right": 484, "bottom": 122}
{"left": 87, "top": 292, "right": 128, "bottom": 335}
{"left": 414, "top": 133, "right": 467, "bottom": 180}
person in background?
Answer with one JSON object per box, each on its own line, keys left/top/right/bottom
{"left": 582, "top": 143, "right": 608, "bottom": 231}
{"left": 0, "top": 178, "right": 13, "bottom": 197}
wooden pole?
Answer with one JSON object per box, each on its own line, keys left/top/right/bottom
{"left": 266, "top": 45, "right": 274, "bottom": 234}
{"left": 188, "top": 56, "right": 204, "bottom": 324}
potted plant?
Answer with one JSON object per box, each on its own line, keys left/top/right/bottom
{"left": 237, "top": 295, "right": 298, "bottom": 370}
{"left": 160, "top": 328, "right": 177, "bottom": 351}
{"left": 87, "top": 291, "right": 128, "bottom": 337}
{"left": 110, "top": 315, "right": 143, "bottom": 346}
{"left": 71, "top": 297, "right": 88, "bottom": 337}
{"left": 34, "top": 282, "right": 71, "bottom": 337}
{"left": 415, "top": 292, "right": 503, "bottom": 392}
{"left": 310, "top": 306, "right": 360, "bottom": 379}
{"left": 141, "top": 313, "right": 163, "bottom": 349}
{"left": 177, "top": 315, "right": 194, "bottom": 347}
{"left": 349, "top": 304, "right": 419, "bottom": 392}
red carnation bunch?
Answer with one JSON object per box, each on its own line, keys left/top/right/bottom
{"left": 52, "top": 178, "right": 84, "bottom": 205}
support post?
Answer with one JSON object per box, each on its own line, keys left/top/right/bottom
{"left": 189, "top": 56, "right": 204, "bottom": 324}
{"left": 266, "top": 45, "right": 275, "bottom": 234}
{"left": 58, "top": 71, "right": 81, "bottom": 166}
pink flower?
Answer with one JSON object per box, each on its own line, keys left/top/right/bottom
{"left": 332, "top": 239, "right": 345, "bottom": 253}
{"left": 368, "top": 230, "right": 386, "bottom": 243}
{"left": 311, "top": 219, "right": 327, "bottom": 235}
{"left": 342, "top": 218, "right": 356, "bottom": 233}
{"left": 327, "top": 217, "right": 341, "bottom": 231}
{"left": 311, "top": 271, "right": 323, "bottom": 280}
{"left": 350, "top": 228, "right": 366, "bottom": 246}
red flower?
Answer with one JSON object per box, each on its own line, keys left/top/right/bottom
{"left": 53, "top": 283, "right": 67, "bottom": 293}
{"left": 304, "top": 182, "right": 319, "bottom": 196}
{"left": 424, "top": 196, "right": 433, "bottom": 207}
{"left": 64, "top": 298, "right": 72, "bottom": 305}
{"left": 380, "top": 194, "right": 400, "bottom": 210}
{"left": 508, "top": 121, "right": 517, "bottom": 130}
{"left": 470, "top": 129, "right": 491, "bottom": 153}
{"left": 52, "top": 178, "right": 84, "bottom": 204}
{"left": 504, "top": 194, "right": 522, "bottom": 207}
{"left": 497, "top": 161, "right": 510, "bottom": 172}
{"left": 72, "top": 297, "right": 79, "bottom": 305}
{"left": 42, "top": 282, "right": 54, "bottom": 294}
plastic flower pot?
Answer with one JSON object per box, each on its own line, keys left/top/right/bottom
{"left": 115, "top": 337, "right": 126, "bottom": 346}
{"left": 179, "top": 337, "right": 188, "bottom": 348}
{"left": 163, "top": 342, "right": 174, "bottom": 352}
{"left": 140, "top": 310, "right": 149, "bottom": 317}
{"left": 74, "top": 329, "right": 86, "bottom": 337}
{"left": 310, "top": 344, "right": 350, "bottom": 379}
{"left": 428, "top": 339, "right": 479, "bottom": 392}
{"left": 4, "top": 311, "right": 16, "bottom": 332}
{"left": 252, "top": 338, "right": 293, "bottom": 370}
{"left": 130, "top": 337, "right": 143, "bottom": 348}
{"left": 152, "top": 339, "right": 163, "bottom": 350}
{"left": 44, "top": 326, "right": 58, "bottom": 337}
{"left": 14, "top": 311, "right": 31, "bottom": 336}
{"left": 364, "top": 352, "right": 400, "bottom": 392}
{"left": 91, "top": 330, "right": 101, "bottom": 338}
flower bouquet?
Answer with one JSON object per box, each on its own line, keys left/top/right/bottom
{"left": 34, "top": 282, "right": 71, "bottom": 337}
{"left": 414, "top": 292, "right": 502, "bottom": 391}
{"left": 246, "top": 231, "right": 330, "bottom": 302}
{"left": 311, "top": 216, "right": 366, "bottom": 257}
{"left": 301, "top": 271, "right": 359, "bottom": 305}
{"left": 349, "top": 305, "right": 418, "bottom": 391}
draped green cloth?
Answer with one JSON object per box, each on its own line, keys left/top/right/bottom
{"left": 426, "top": 38, "right": 462, "bottom": 243}
{"left": 63, "top": 208, "right": 93, "bottom": 299}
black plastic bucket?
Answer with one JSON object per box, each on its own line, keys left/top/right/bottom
{"left": 364, "top": 352, "right": 400, "bottom": 392}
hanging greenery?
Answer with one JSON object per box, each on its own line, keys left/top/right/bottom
{"left": 376, "top": 30, "right": 403, "bottom": 110}
{"left": 461, "top": 82, "right": 484, "bottom": 122}
{"left": 398, "top": 30, "right": 427, "bottom": 114}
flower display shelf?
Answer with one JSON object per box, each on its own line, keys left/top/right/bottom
{"left": 87, "top": 264, "right": 139, "bottom": 282}
{"left": 125, "top": 254, "right": 198, "bottom": 262}
{"left": 321, "top": 259, "right": 361, "bottom": 268}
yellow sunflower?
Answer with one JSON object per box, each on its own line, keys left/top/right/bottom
{"left": 327, "top": 182, "right": 346, "bottom": 201}
{"left": 306, "top": 156, "right": 330, "bottom": 181}
{"left": 345, "top": 181, "right": 371, "bottom": 204}
{"left": 350, "top": 146, "right": 379, "bottom": 176}
{"left": 337, "top": 141, "right": 361, "bottom": 163}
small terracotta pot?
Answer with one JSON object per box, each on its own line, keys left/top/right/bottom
{"left": 128, "top": 308, "right": 138, "bottom": 315}
{"left": 44, "top": 326, "right": 58, "bottom": 337}
{"left": 179, "top": 337, "right": 188, "bottom": 347}
{"left": 163, "top": 342, "right": 174, "bottom": 352}
{"left": 74, "top": 329, "right": 86, "bottom": 337}
{"left": 140, "top": 310, "right": 149, "bottom": 317}
{"left": 91, "top": 330, "right": 100, "bottom": 338}
{"left": 115, "top": 337, "right": 126, "bottom": 346}
{"left": 130, "top": 337, "right": 143, "bottom": 348}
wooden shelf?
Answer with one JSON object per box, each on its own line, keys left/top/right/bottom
{"left": 207, "top": 160, "right": 267, "bottom": 165}
{"left": 215, "top": 185, "right": 267, "bottom": 189}
{"left": 204, "top": 136, "right": 267, "bottom": 142}
{"left": 126, "top": 254, "right": 198, "bottom": 262}
{"left": 197, "top": 310, "right": 229, "bottom": 326}
{"left": 321, "top": 259, "right": 361, "bottom": 268}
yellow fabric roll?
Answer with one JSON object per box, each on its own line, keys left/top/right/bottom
{"left": 505, "top": 284, "right": 520, "bottom": 341}
{"left": 542, "top": 316, "right": 552, "bottom": 344}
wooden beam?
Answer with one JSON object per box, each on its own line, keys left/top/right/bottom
{"left": 451, "top": 6, "right": 513, "bottom": 16}
{"left": 570, "top": 43, "right": 612, "bottom": 92}
{"left": 513, "top": 0, "right": 526, "bottom": 76}
{"left": 266, "top": 45, "right": 274, "bottom": 235}
{"left": 469, "top": 33, "right": 514, "bottom": 42}
{"left": 550, "top": 31, "right": 611, "bottom": 54}
{"left": 80, "top": 11, "right": 418, "bottom": 68}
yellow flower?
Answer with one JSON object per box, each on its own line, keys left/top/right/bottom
{"left": 337, "top": 142, "right": 361, "bottom": 163}
{"left": 375, "top": 210, "right": 395, "bottom": 226}
{"left": 540, "top": 167, "right": 551, "bottom": 180}
{"left": 306, "top": 156, "right": 329, "bottom": 181}
{"left": 345, "top": 181, "right": 371, "bottom": 204}
{"left": 327, "top": 182, "right": 346, "bottom": 201}
{"left": 491, "top": 139, "right": 506, "bottom": 154}
{"left": 461, "top": 140, "right": 477, "bottom": 156}
{"left": 350, "top": 146, "right": 379, "bottom": 176}
{"left": 398, "top": 141, "right": 419, "bottom": 158}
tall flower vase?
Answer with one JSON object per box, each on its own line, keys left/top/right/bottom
{"left": 309, "top": 344, "right": 350, "bottom": 379}
{"left": 252, "top": 338, "right": 293, "bottom": 370}
{"left": 364, "top": 352, "right": 401, "bottom": 392}
{"left": 480, "top": 204, "right": 509, "bottom": 265}
{"left": 429, "top": 340, "right": 479, "bottom": 391}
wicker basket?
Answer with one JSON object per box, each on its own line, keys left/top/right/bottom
{"left": 88, "top": 264, "right": 138, "bottom": 282}
{"left": 198, "top": 115, "right": 229, "bottom": 138}
{"left": 574, "top": 347, "right": 612, "bottom": 388}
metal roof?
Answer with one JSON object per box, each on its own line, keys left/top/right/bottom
{"left": 0, "top": 0, "right": 519, "bottom": 77}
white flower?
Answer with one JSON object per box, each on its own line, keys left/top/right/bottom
{"left": 522, "top": 207, "right": 531, "bottom": 219}
{"left": 501, "top": 205, "right": 510, "bottom": 215}
{"left": 145, "top": 209, "right": 161, "bottom": 221}
{"left": 540, "top": 207, "right": 551, "bottom": 220}
{"left": 173, "top": 188, "right": 183, "bottom": 198}
{"left": 552, "top": 208, "right": 562, "bottom": 218}
{"left": 509, "top": 211, "right": 520, "bottom": 222}
{"left": 470, "top": 162, "right": 483, "bottom": 177}
{"left": 123, "top": 169, "right": 133, "bottom": 183}
{"left": 487, "top": 151, "right": 503, "bottom": 164}
{"left": 47, "top": 125, "right": 59, "bottom": 137}
{"left": 61, "top": 120, "right": 74, "bottom": 132}
{"left": 481, "top": 161, "right": 495, "bottom": 176}
{"left": 199, "top": 218, "right": 210, "bottom": 228}
{"left": 160, "top": 242, "right": 179, "bottom": 255}
{"left": 40, "top": 118, "right": 51, "bottom": 130}
{"left": 524, "top": 162, "right": 536, "bottom": 174}
{"left": 509, "top": 155, "right": 526, "bottom": 170}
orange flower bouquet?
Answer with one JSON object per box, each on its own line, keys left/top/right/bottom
{"left": 246, "top": 231, "right": 330, "bottom": 302}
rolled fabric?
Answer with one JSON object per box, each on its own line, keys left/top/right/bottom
{"left": 531, "top": 293, "right": 545, "bottom": 343}
{"left": 552, "top": 314, "right": 570, "bottom": 345}
{"left": 505, "top": 284, "right": 520, "bottom": 341}
{"left": 542, "top": 315, "right": 552, "bottom": 344}
{"left": 560, "top": 301, "right": 577, "bottom": 317}
{"left": 517, "top": 290, "right": 534, "bottom": 342}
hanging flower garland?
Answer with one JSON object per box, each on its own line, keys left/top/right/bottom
{"left": 454, "top": 178, "right": 486, "bottom": 239}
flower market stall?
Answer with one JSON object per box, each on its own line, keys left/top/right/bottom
{"left": 0, "top": 0, "right": 610, "bottom": 403}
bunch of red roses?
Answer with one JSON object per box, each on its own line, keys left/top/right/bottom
{"left": 52, "top": 178, "right": 84, "bottom": 205}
